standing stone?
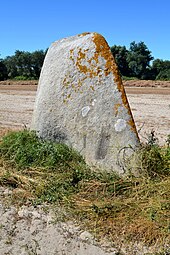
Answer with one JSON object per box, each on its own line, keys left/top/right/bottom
{"left": 31, "top": 32, "right": 139, "bottom": 174}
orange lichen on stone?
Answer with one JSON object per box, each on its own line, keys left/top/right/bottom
{"left": 78, "top": 32, "right": 91, "bottom": 37}
{"left": 93, "top": 33, "right": 112, "bottom": 76}
{"left": 128, "top": 119, "right": 138, "bottom": 136}
{"left": 114, "top": 103, "right": 121, "bottom": 117}
{"left": 93, "top": 33, "right": 138, "bottom": 137}
{"left": 70, "top": 49, "right": 74, "bottom": 54}
{"left": 69, "top": 48, "right": 99, "bottom": 86}
{"left": 90, "top": 85, "right": 95, "bottom": 91}
{"left": 76, "top": 49, "right": 89, "bottom": 74}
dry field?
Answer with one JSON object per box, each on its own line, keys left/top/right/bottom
{"left": 0, "top": 80, "right": 170, "bottom": 144}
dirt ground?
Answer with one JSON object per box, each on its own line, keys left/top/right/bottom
{"left": 0, "top": 80, "right": 170, "bottom": 144}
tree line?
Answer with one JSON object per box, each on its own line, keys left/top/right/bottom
{"left": 0, "top": 49, "right": 47, "bottom": 81}
{"left": 111, "top": 41, "right": 170, "bottom": 80}
{"left": 0, "top": 42, "right": 170, "bottom": 81}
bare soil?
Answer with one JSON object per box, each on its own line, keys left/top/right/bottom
{"left": 123, "top": 79, "right": 170, "bottom": 88}
{"left": 0, "top": 80, "right": 38, "bottom": 86}
{"left": 125, "top": 87, "right": 170, "bottom": 144}
{"left": 0, "top": 80, "right": 170, "bottom": 144}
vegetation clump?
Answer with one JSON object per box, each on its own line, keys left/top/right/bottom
{"left": 0, "top": 130, "right": 170, "bottom": 252}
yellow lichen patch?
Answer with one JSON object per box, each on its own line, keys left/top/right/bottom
{"left": 128, "top": 119, "right": 138, "bottom": 135}
{"left": 93, "top": 33, "right": 139, "bottom": 137}
{"left": 75, "top": 48, "right": 98, "bottom": 77}
{"left": 68, "top": 47, "right": 100, "bottom": 95}
{"left": 62, "top": 90, "right": 72, "bottom": 103}
{"left": 93, "top": 33, "right": 111, "bottom": 75}
{"left": 78, "top": 32, "right": 91, "bottom": 37}
{"left": 78, "top": 50, "right": 86, "bottom": 60}
{"left": 62, "top": 50, "right": 92, "bottom": 102}
{"left": 70, "top": 49, "right": 74, "bottom": 54}
{"left": 90, "top": 85, "right": 95, "bottom": 91}
{"left": 114, "top": 103, "right": 121, "bottom": 117}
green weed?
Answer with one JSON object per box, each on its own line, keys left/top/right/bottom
{"left": 0, "top": 130, "right": 83, "bottom": 169}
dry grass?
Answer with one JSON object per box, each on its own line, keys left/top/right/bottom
{"left": 69, "top": 175, "right": 170, "bottom": 246}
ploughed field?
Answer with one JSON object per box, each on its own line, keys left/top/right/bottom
{"left": 0, "top": 80, "right": 170, "bottom": 144}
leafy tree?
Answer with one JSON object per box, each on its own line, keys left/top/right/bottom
{"left": 127, "top": 41, "right": 153, "bottom": 79}
{"left": 30, "top": 50, "right": 45, "bottom": 78}
{"left": 3, "top": 50, "right": 46, "bottom": 80}
{"left": 3, "top": 55, "right": 18, "bottom": 79}
{"left": 150, "top": 59, "right": 163, "bottom": 80}
{"left": 110, "top": 41, "right": 154, "bottom": 79}
{"left": 153, "top": 59, "right": 170, "bottom": 80}
{"left": 14, "top": 50, "right": 32, "bottom": 78}
{"left": 0, "top": 58, "right": 8, "bottom": 80}
{"left": 110, "top": 45, "right": 130, "bottom": 76}
{"left": 151, "top": 59, "right": 170, "bottom": 80}
{"left": 156, "top": 69, "right": 170, "bottom": 80}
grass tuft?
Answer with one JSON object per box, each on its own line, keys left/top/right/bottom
{"left": 0, "top": 130, "right": 83, "bottom": 169}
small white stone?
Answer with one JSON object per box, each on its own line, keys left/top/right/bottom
{"left": 114, "top": 119, "right": 127, "bottom": 132}
{"left": 18, "top": 210, "right": 25, "bottom": 218}
{"left": 18, "top": 209, "right": 29, "bottom": 218}
{"left": 32, "top": 210, "right": 41, "bottom": 219}
{"left": 4, "top": 189, "right": 12, "bottom": 195}
{"left": 81, "top": 106, "right": 90, "bottom": 117}
{"left": 79, "top": 231, "right": 93, "bottom": 241}
{"left": 91, "top": 99, "right": 96, "bottom": 106}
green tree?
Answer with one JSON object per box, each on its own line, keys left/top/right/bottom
{"left": 3, "top": 50, "right": 46, "bottom": 80}
{"left": 156, "top": 69, "right": 170, "bottom": 80}
{"left": 30, "top": 50, "right": 45, "bottom": 79}
{"left": 152, "top": 59, "right": 170, "bottom": 80}
{"left": 14, "top": 50, "right": 33, "bottom": 78}
{"left": 127, "top": 41, "right": 153, "bottom": 79}
{"left": 110, "top": 45, "right": 130, "bottom": 76}
{"left": 0, "top": 58, "right": 8, "bottom": 80}
{"left": 3, "top": 55, "right": 18, "bottom": 79}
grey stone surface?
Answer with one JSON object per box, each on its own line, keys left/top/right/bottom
{"left": 31, "top": 32, "right": 139, "bottom": 174}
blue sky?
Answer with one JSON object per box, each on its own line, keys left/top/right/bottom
{"left": 1, "top": 0, "right": 170, "bottom": 60}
